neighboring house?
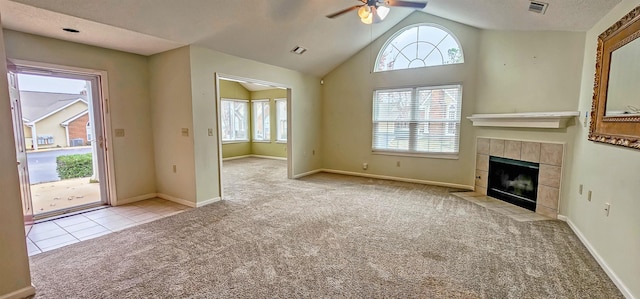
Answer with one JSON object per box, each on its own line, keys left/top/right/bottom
{"left": 20, "top": 91, "right": 88, "bottom": 150}
{"left": 61, "top": 111, "right": 91, "bottom": 147}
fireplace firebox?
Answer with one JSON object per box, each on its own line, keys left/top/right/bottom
{"left": 487, "top": 156, "right": 539, "bottom": 211}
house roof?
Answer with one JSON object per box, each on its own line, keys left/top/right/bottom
{"left": 60, "top": 110, "right": 89, "bottom": 126}
{"left": 20, "top": 90, "right": 87, "bottom": 123}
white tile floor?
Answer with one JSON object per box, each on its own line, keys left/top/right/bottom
{"left": 26, "top": 198, "right": 190, "bottom": 256}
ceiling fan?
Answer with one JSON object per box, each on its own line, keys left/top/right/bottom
{"left": 327, "top": 0, "right": 427, "bottom": 24}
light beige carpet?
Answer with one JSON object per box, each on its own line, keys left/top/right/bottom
{"left": 29, "top": 157, "right": 622, "bottom": 298}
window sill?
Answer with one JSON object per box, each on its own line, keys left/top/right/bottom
{"left": 276, "top": 140, "right": 287, "bottom": 144}
{"left": 372, "top": 150, "right": 459, "bottom": 160}
{"left": 222, "top": 140, "right": 249, "bottom": 144}
{"left": 252, "top": 140, "right": 271, "bottom": 143}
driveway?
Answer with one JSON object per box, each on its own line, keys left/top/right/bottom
{"left": 27, "top": 147, "right": 92, "bottom": 184}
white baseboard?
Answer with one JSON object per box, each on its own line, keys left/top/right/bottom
{"left": 223, "top": 154, "right": 287, "bottom": 161}
{"left": 0, "top": 285, "right": 36, "bottom": 299}
{"left": 293, "top": 169, "right": 323, "bottom": 179}
{"left": 321, "top": 168, "right": 474, "bottom": 190}
{"left": 556, "top": 214, "right": 568, "bottom": 222}
{"left": 565, "top": 218, "right": 634, "bottom": 299}
{"left": 222, "top": 155, "right": 252, "bottom": 161}
{"left": 251, "top": 155, "right": 287, "bottom": 161}
{"left": 196, "top": 197, "right": 221, "bottom": 207}
{"left": 157, "top": 193, "right": 196, "bottom": 208}
{"left": 114, "top": 193, "right": 157, "bottom": 206}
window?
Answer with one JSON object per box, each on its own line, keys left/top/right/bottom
{"left": 275, "top": 99, "right": 287, "bottom": 142}
{"left": 37, "top": 135, "right": 54, "bottom": 145}
{"left": 221, "top": 99, "right": 249, "bottom": 142}
{"left": 372, "top": 85, "right": 462, "bottom": 156}
{"left": 252, "top": 100, "right": 270, "bottom": 142}
{"left": 375, "top": 24, "right": 464, "bottom": 72}
{"left": 86, "top": 122, "right": 92, "bottom": 142}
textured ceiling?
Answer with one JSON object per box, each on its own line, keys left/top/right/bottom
{"left": 1, "top": 0, "right": 621, "bottom": 77}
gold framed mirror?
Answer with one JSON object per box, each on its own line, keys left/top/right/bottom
{"left": 590, "top": 5, "right": 640, "bottom": 149}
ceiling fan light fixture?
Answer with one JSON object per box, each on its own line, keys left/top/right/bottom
{"left": 361, "top": 12, "right": 373, "bottom": 24}
{"left": 357, "top": 5, "right": 371, "bottom": 19}
{"left": 377, "top": 6, "right": 390, "bottom": 20}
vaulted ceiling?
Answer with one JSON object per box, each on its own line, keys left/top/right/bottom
{"left": 0, "top": 0, "right": 620, "bottom": 77}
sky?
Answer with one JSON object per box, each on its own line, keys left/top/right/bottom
{"left": 17, "top": 73, "right": 87, "bottom": 94}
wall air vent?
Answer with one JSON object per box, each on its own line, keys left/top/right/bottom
{"left": 290, "top": 46, "right": 307, "bottom": 55}
{"left": 528, "top": 1, "right": 548, "bottom": 14}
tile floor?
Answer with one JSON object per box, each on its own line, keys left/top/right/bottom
{"left": 26, "top": 198, "right": 190, "bottom": 256}
{"left": 452, "top": 191, "right": 552, "bottom": 222}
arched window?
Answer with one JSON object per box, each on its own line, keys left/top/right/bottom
{"left": 375, "top": 24, "right": 464, "bottom": 72}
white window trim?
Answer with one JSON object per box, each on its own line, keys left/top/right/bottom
{"left": 275, "top": 98, "right": 287, "bottom": 142}
{"left": 371, "top": 84, "right": 462, "bottom": 158}
{"left": 252, "top": 99, "right": 271, "bottom": 142}
{"left": 221, "top": 98, "right": 249, "bottom": 143}
{"left": 374, "top": 23, "right": 465, "bottom": 73}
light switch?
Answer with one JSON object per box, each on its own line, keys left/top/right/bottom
{"left": 208, "top": 128, "right": 213, "bottom": 136}
{"left": 181, "top": 128, "right": 189, "bottom": 137}
{"left": 114, "top": 129, "right": 125, "bottom": 137}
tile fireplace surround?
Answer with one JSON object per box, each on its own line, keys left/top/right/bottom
{"left": 475, "top": 138, "right": 564, "bottom": 219}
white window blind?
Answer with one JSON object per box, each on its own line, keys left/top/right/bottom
{"left": 252, "top": 100, "right": 270, "bottom": 142}
{"left": 372, "top": 85, "right": 462, "bottom": 156}
{"left": 275, "top": 99, "right": 287, "bottom": 142}
{"left": 221, "top": 99, "right": 249, "bottom": 142}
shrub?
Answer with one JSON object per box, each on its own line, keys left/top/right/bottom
{"left": 56, "top": 153, "right": 93, "bottom": 179}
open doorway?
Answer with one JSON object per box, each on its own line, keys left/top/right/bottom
{"left": 216, "top": 74, "right": 292, "bottom": 201}
{"left": 8, "top": 62, "right": 111, "bottom": 221}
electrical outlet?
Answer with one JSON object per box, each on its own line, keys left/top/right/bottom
{"left": 396, "top": 161, "right": 400, "bottom": 167}
{"left": 579, "top": 184, "right": 583, "bottom": 195}
{"left": 362, "top": 163, "right": 368, "bottom": 170}
{"left": 181, "top": 128, "right": 189, "bottom": 137}
{"left": 604, "top": 203, "right": 610, "bottom": 216}
{"left": 587, "top": 190, "right": 592, "bottom": 201}
{"left": 114, "top": 128, "right": 125, "bottom": 137}
{"left": 172, "top": 165, "right": 177, "bottom": 173}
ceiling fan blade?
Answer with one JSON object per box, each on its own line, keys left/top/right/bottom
{"left": 385, "top": 0, "right": 427, "bottom": 9}
{"left": 326, "top": 5, "right": 363, "bottom": 18}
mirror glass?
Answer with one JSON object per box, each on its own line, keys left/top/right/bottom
{"left": 605, "top": 36, "right": 640, "bottom": 116}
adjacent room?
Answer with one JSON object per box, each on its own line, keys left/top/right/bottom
{"left": 0, "top": 0, "right": 638, "bottom": 298}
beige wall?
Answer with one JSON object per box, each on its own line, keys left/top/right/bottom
{"left": 474, "top": 30, "right": 586, "bottom": 214}
{"left": 189, "top": 46, "right": 321, "bottom": 202}
{"left": 220, "top": 80, "right": 251, "bottom": 158}
{"left": 219, "top": 81, "right": 288, "bottom": 159}
{"left": 567, "top": 0, "right": 640, "bottom": 297}
{"left": 149, "top": 47, "right": 197, "bottom": 203}
{"left": 0, "top": 23, "right": 32, "bottom": 298}
{"left": 35, "top": 101, "right": 87, "bottom": 148}
{"left": 250, "top": 89, "right": 287, "bottom": 158}
{"left": 4, "top": 30, "right": 157, "bottom": 201}
{"left": 322, "top": 12, "right": 480, "bottom": 187}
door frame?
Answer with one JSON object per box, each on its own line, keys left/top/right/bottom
{"left": 214, "top": 73, "right": 293, "bottom": 199}
{"left": 10, "top": 59, "right": 116, "bottom": 215}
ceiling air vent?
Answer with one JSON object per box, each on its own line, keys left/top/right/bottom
{"left": 528, "top": 1, "right": 548, "bottom": 14}
{"left": 290, "top": 46, "right": 307, "bottom": 55}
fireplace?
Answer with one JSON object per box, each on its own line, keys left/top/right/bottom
{"left": 487, "top": 156, "right": 539, "bottom": 211}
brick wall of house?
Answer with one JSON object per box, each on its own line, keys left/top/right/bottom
{"left": 68, "top": 113, "right": 89, "bottom": 146}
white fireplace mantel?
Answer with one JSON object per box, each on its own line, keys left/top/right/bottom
{"left": 466, "top": 111, "right": 580, "bottom": 129}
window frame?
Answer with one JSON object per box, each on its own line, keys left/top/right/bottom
{"left": 275, "top": 98, "right": 287, "bottom": 143}
{"left": 374, "top": 23, "right": 464, "bottom": 73}
{"left": 220, "top": 98, "right": 249, "bottom": 143}
{"left": 371, "top": 84, "right": 463, "bottom": 159}
{"left": 252, "top": 99, "right": 271, "bottom": 143}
